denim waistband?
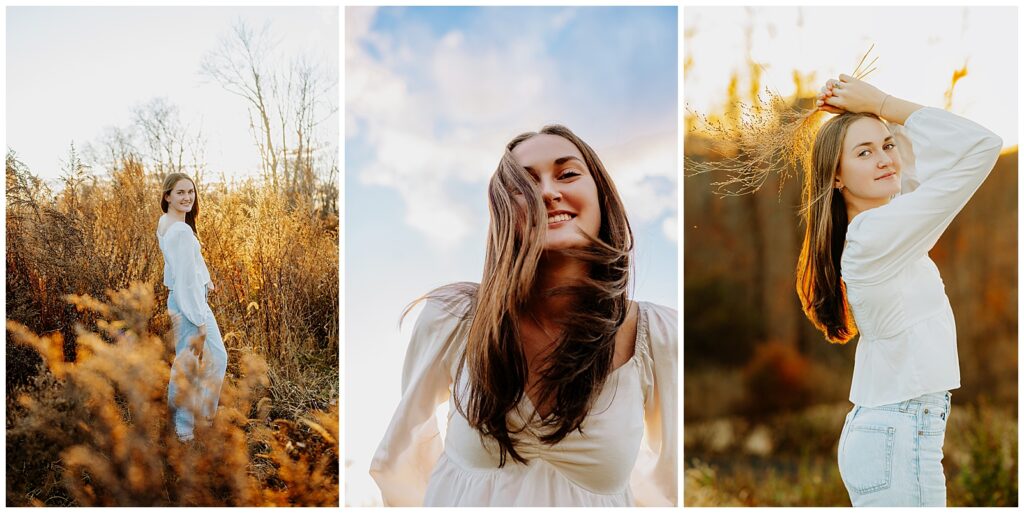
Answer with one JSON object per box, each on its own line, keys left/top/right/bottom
{"left": 861, "top": 391, "right": 951, "bottom": 415}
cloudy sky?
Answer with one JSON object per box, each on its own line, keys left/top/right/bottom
{"left": 7, "top": 6, "right": 338, "bottom": 181}
{"left": 345, "top": 6, "right": 678, "bottom": 505}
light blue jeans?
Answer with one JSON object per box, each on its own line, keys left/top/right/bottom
{"left": 167, "top": 291, "right": 228, "bottom": 441}
{"left": 838, "top": 391, "right": 952, "bottom": 507}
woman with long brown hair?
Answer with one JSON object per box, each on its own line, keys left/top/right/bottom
{"left": 799, "top": 75, "right": 1001, "bottom": 506}
{"left": 157, "top": 172, "right": 228, "bottom": 442}
{"left": 370, "top": 126, "right": 677, "bottom": 506}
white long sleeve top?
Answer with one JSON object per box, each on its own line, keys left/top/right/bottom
{"left": 370, "top": 293, "right": 678, "bottom": 507}
{"left": 157, "top": 221, "right": 213, "bottom": 327}
{"left": 841, "top": 107, "right": 1002, "bottom": 407}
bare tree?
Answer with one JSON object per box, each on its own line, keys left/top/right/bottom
{"left": 86, "top": 125, "right": 138, "bottom": 174}
{"left": 200, "top": 18, "right": 338, "bottom": 213}
{"left": 201, "top": 20, "right": 280, "bottom": 188}
{"left": 132, "top": 97, "right": 188, "bottom": 177}
{"left": 84, "top": 99, "right": 206, "bottom": 184}
{"left": 281, "top": 56, "right": 334, "bottom": 205}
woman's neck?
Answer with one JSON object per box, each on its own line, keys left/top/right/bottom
{"left": 844, "top": 195, "right": 891, "bottom": 222}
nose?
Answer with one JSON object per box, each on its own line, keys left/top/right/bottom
{"left": 878, "top": 153, "right": 893, "bottom": 168}
{"left": 539, "top": 178, "right": 562, "bottom": 204}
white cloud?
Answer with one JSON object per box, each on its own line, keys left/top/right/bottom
{"left": 662, "top": 216, "right": 678, "bottom": 243}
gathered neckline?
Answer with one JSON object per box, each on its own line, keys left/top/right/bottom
{"left": 521, "top": 302, "right": 649, "bottom": 421}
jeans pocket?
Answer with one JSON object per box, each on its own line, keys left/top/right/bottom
{"left": 920, "top": 405, "right": 948, "bottom": 436}
{"left": 839, "top": 424, "right": 895, "bottom": 495}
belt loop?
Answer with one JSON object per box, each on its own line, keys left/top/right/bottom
{"left": 899, "top": 399, "right": 911, "bottom": 413}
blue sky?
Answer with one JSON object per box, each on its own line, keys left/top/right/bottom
{"left": 345, "top": 6, "right": 678, "bottom": 505}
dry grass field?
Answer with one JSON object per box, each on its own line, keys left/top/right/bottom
{"left": 6, "top": 153, "right": 340, "bottom": 506}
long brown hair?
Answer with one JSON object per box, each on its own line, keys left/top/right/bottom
{"left": 160, "top": 172, "right": 200, "bottom": 238}
{"left": 796, "top": 112, "right": 882, "bottom": 344}
{"left": 419, "top": 125, "right": 633, "bottom": 466}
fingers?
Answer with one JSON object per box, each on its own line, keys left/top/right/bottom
{"left": 816, "top": 99, "right": 844, "bottom": 114}
{"left": 839, "top": 73, "right": 853, "bottom": 82}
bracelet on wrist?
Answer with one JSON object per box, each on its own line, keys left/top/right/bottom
{"left": 878, "top": 94, "right": 891, "bottom": 118}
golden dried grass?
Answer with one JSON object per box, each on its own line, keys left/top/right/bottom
{"left": 7, "top": 283, "right": 338, "bottom": 506}
{"left": 6, "top": 152, "right": 339, "bottom": 506}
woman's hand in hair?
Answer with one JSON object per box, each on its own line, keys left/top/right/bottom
{"left": 816, "top": 79, "right": 847, "bottom": 114}
{"left": 817, "top": 74, "right": 888, "bottom": 116}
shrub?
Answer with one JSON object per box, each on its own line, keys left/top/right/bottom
{"left": 6, "top": 283, "right": 338, "bottom": 506}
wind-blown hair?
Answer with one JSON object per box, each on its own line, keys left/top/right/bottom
{"left": 796, "top": 112, "right": 882, "bottom": 344}
{"left": 412, "top": 125, "right": 634, "bottom": 466}
{"left": 160, "top": 172, "right": 200, "bottom": 238}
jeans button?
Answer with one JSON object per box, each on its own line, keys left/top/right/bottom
{"left": 924, "top": 408, "right": 929, "bottom": 414}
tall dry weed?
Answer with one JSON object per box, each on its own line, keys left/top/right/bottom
{"left": 6, "top": 283, "right": 338, "bottom": 506}
{"left": 685, "top": 46, "right": 878, "bottom": 198}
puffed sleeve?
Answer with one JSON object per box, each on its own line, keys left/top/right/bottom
{"left": 630, "top": 302, "right": 678, "bottom": 506}
{"left": 843, "top": 107, "right": 1002, "bottom": 285}
{"left": 370, "top": 297, "right": 469, "bottom": 506}
{"left": 166, "top": 225, "right": 213, "bottom": 327}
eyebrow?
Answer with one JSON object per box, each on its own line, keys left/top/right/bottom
{"left": 523, "top": 155, "right": 585, "bottom": 173}
{"left": 851, "top": 135, "right": 894, "bottom": 150}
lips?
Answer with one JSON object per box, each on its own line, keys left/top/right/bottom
{"left": 875, "top": 171, "right": 896, "bottom": 181}
{"left": 547, "top": 210, "right": 576, "bottom": 225}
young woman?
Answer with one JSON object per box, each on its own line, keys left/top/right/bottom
{"left": 370, "top": 126, "right": 677, "bottom": 507}
{"left": 798, "top": 75, "right": 1002, "bottom": 506}
{"left": 157, "top": 173, "right": 229, "bottom": 442}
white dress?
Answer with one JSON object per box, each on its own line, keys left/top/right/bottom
{"left": 370, "top": 294, "right": 678, "bottom": 507}
{"left": 841, "top": 107, "right": 1002, "bottom": 407}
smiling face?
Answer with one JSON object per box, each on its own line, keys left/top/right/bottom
{"left": 164, "top": 178, "right": 196, "bottom": 215}
{"left": 836, "top": 117, "right": 903, "bottom": 205}
{"left": 510, "top": 133, "right": 601, "bottom": 251}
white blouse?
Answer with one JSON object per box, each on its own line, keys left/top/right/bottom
{"left": 841, "top": 107, "right": 1002, "bottom": 407}
{"left": 370, "top": 294, "right": 677, "bottom": 507}
{"left": 157, "top": 221, "right": 213, "bottom": 327}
